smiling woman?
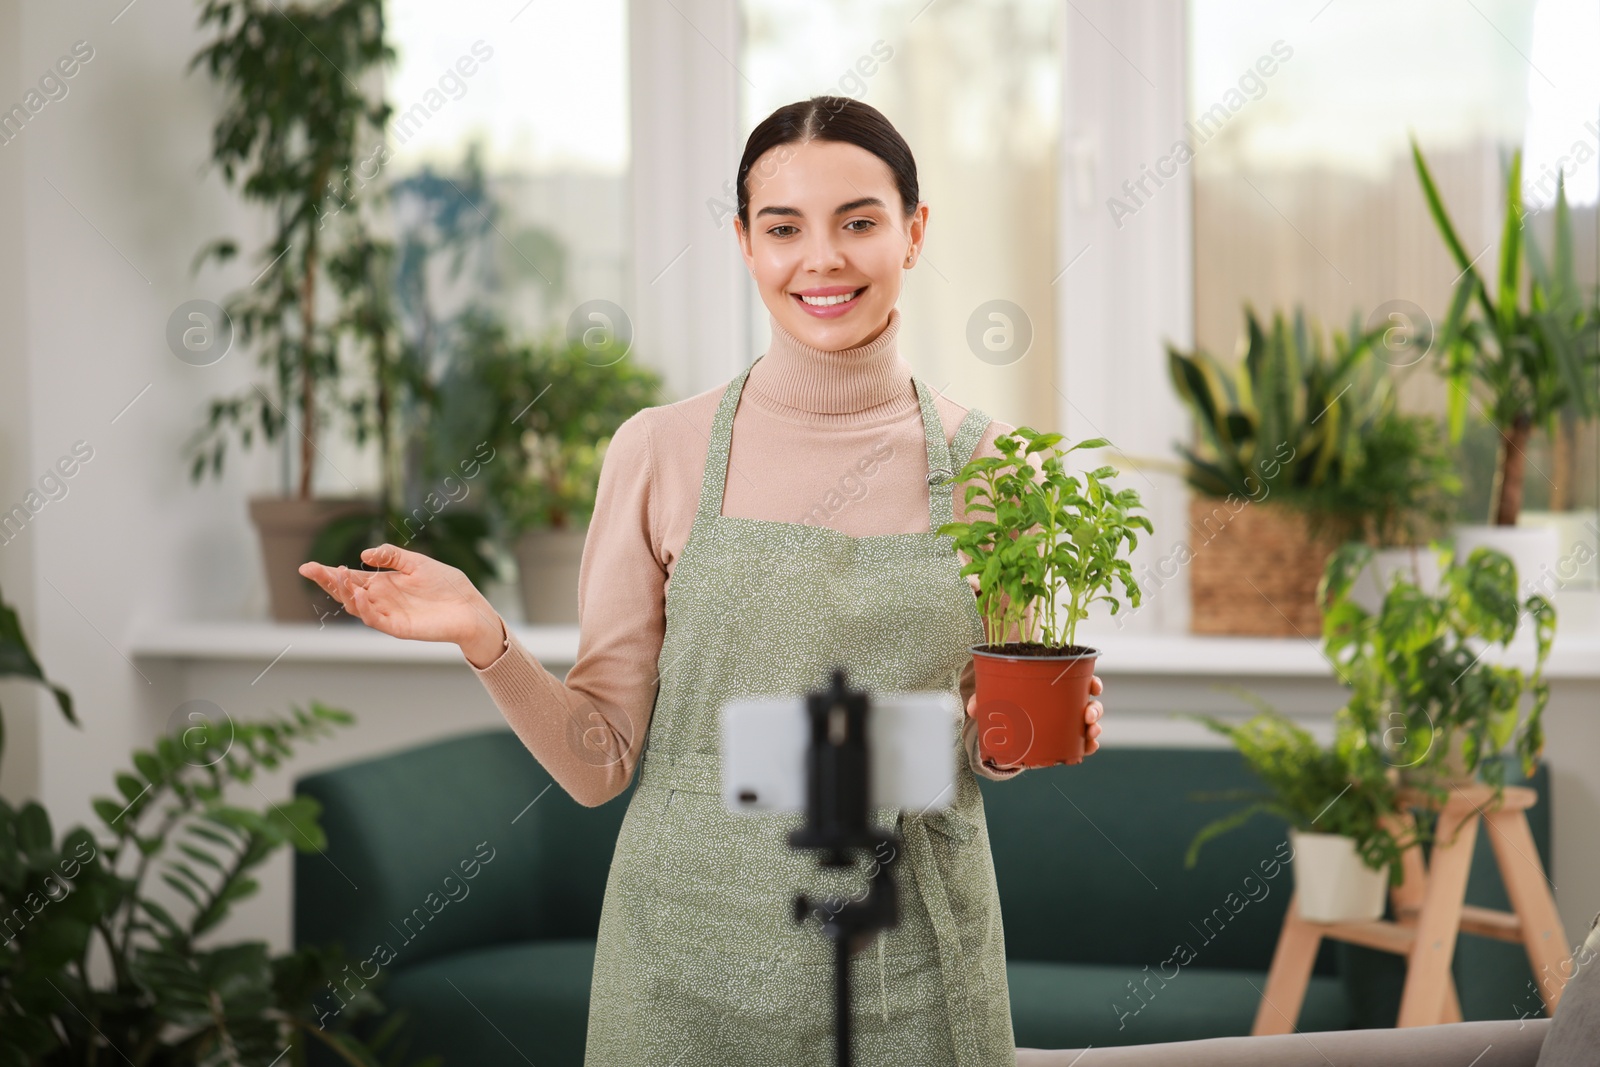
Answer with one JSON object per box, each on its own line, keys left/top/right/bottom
{"left": 300, "top": 94, "right": 1106, "bottom": 1067}
{"left": 732, "top": 104, "right": 925, "bottom": 352}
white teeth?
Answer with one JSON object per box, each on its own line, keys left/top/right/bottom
{"left": 798, "top": 288, "right": 863, "bottom": 306}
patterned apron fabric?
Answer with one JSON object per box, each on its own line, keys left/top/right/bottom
{"left": 583, "top": 361, "right": 1017, "bottom": 1066}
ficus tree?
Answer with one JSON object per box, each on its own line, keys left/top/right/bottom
{"left": 184, "top": 0, "right": 396, "bottom": 501}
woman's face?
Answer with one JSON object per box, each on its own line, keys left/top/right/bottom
{"left": 735, "top": 138, "right": 926, "bottom": 352}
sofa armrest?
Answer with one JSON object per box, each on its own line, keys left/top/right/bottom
{"left": 1016, "top": 1018, "right": 1550, "bottom": 1067}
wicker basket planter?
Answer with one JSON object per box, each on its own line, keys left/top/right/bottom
{"left": 1187, "top": 495, "right": 1343, "bottom": 637}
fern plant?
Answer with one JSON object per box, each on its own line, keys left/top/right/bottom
{"left": 1184, "top": 689, "right": 1417, "bottom": 882}
{"left": 938, "top": 427, "right": 1150, "bottom": 650}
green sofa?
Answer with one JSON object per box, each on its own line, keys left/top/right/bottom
{"left": 294, "top": 730, "right": 1551, "bottom": 1065}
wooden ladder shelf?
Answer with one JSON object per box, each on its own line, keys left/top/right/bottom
{"left": 1253, "top": 784, "right": 1569, "bottom": 1033}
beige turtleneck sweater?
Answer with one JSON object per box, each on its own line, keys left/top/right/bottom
{"left": 465, "top": 305, "right": 1035, "bottom": 808}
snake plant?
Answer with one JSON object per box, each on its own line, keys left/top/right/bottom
{"left": 1167, "top": 306, "right": 1395, "bottom": 535}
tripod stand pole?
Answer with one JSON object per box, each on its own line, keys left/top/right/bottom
{"left": 788, "top": 667, "right": 905, "bottom": 1067}
{"left": 835, "top": 931, "right": 852, "bottom": 1067}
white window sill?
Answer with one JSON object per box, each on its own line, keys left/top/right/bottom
{"left": 125, "top": 618, "right": 1600, "bottom": 680}
{"left": 126, "top": 619, "right": 581, "bottom": 668}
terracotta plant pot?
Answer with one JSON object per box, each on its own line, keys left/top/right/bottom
{"left": 969, "top": 644, "right": 1099, "bottom": 769}
{"left": 249, "top": 494, "right": 382, "bottom": 623}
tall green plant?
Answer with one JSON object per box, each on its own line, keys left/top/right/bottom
{"left": 938, "top": 428, "right": 1150, "bottom": 650}
{"left": 1411, "top": 138, "right": 1600, "bottom": 525}
{"left": 184, "top": 0, "right": 396, "bottom": 501}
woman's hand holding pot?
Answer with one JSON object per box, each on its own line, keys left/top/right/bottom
{"left": 298, "top": 543, "right": 504, "bottom": 664}
{"left": 965, "top": 675, "right": 1104, "bottom": 756}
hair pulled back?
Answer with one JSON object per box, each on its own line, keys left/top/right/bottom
{"left": 736, "top": 96, "right": 919, "bottom": 232}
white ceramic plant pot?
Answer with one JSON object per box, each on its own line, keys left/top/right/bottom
{"left": 1520, "top": 508, "right": 1600, "bottom": 586}
{"left": 1348, "top": 544, "right": 1442, "bottom": 614}
{"left": 1453, "top": 524, "right": 1560, "bottom": 600}
{"left": 513, "top": 524, "right": 590, "bottom": 625}
{"left": 1289, "top": 828, "right": 1389, "bottom": 923}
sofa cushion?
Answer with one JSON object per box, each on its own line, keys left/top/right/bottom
{"left": 1534, "top": 910, "right": 1600, "bottom": 1067}
{"left": 1008, "top": 960, "right": 1351, "bottom": 1050}
{"left": 378, "top": 940, "right": 596, "bottom": 1065}
{"left": 981, "top": 752, "right": 1316, "bottom": 973}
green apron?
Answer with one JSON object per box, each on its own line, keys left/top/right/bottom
{"left": 583, "top": 360, "right": 1017, "bottom": 1065}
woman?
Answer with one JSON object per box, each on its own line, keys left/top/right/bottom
{"left": 300, "top": 95, "right": 1105, "bottom": 1067}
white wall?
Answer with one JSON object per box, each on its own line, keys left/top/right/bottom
{"left": 0, "top": 0, "right": 42, "bottom": 807}
{"left": 1, "top": 0, "right": 270, "bottom": 816}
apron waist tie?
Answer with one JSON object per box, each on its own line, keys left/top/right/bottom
{"left": 637, "top": 747, "right": 722, "bottom": 795}
{"left": 901, "top": 814, "right": 983, "bottom": 1066}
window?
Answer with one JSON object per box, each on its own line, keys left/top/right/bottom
{"left": 738, "top": 0, "right": 1063, "bottom": 426}
{"left": 385, "top": 0, "right": 631, "bottom": 348}
{"left": 1189, "top": 0, "right": 1600, "bottom": 583}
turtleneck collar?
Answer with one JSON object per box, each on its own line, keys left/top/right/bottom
{"left": 744, "top": 305, "right": 918, "bottom": 420}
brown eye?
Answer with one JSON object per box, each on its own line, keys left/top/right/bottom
{"left": 768, "top": 224, "right": 797, "bottom": 238}
{"left": 846, "top": 219, "right": 875, "bottom": 232}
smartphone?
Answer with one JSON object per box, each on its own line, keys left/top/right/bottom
{"left": 720, "top": 690, "right": 959, "bottom": 815}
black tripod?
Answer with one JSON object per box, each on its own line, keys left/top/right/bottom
{"left": 788, "top": 667, "right": 902, "bottom": 1067}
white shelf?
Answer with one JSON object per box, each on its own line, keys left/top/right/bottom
{"left": 125, "top": 619, "right": 1600, "bottom": 680}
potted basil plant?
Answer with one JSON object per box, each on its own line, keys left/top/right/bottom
{"left": 938, "top": 428, "right": 1150, "bottom": 768}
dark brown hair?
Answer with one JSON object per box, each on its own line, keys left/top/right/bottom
{"left": 736, "top": 95, "right": 919, "bottom": 232}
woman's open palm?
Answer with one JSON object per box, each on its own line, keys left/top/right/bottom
{"left": 298, "top": 543, "right": 495, "bottom": 646}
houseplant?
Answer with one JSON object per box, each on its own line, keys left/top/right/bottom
{"left": 1318, "top": 539, "right": 1555, "bottom": 800}
{"left": 442, "top": 310, "right": 664, "bottom": 624}
{"left": 1184, "top": 690, "right": 1417, "bottom": 922}
{"left": 937, "top": 427, "right": 1150, "bottom": 768}
{"left": 0, "top": 582, "right": 437, "bottom": 1066}
{"left": 1411, "top": 139, "right": 1600, "bottom": 589}
{"left": 184, "top": 0, "right": 398, "bottom": 622}
{"left": 1167, "top": 305, "right": 1393, "bottom": 635}
{"left": 1334, "top": 409, "right": 1462, "bottom": 612}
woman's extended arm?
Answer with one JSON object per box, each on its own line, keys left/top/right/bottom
{"left": 463, "top": 411, "right": 665, "bottom": 807}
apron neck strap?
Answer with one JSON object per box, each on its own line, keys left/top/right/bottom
{"left": 696, "top": 362, "right": 991, "bottom": 532}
